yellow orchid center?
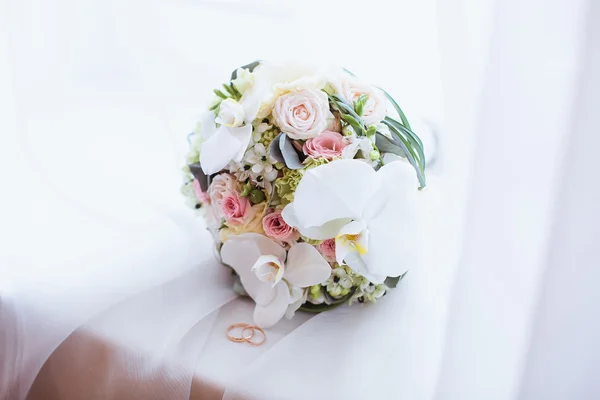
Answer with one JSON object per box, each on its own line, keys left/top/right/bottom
{"left": 251, "top": 255, "right": 286, "bottom": 286}
{"left": 337, "top": 233, "right": 368, "bottom": 255}
{"left": 266, "top": 262, "right": 284, "bottom": 282}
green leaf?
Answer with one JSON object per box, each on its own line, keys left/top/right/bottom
{"left": 222, "top": 83, "right": 238, "bottom": 98}
{"left": 249, "top": 189, "right": 265, "bottom": 204}
{"left": 354, "top": 94, "right": 368, "bottom": 116}
{"left": 188, "top": 162, "right": 211, "bottom": 192}
{"left": 341, "top": 114, "right": 366, "bottom": 135}
{"left": 342, "top": 67, "right": 356, "bottom": 77}
{"left": 299, "top": 288, "right": 356, "bottom": 313}
{"left": 382, "top": 120, "right": 426, "bottom": 189}
{"left": 385, "top": 117, "right": 426, "bottom": 172}
{"left": 328, "top": 94, "right": 367, "bottom": 135}
{"left": 385, "top": 116, "right": 423, "bottom": 150}
{"left": 384, "top": 271, "right": 409, "bottom": 288}
{"left": 366, "top": 125, "right": 377, "bottom": 138}
{"left": 213, "top": 89, "right": 227, "bottom": 99}
{"left": 375, "top": 132, "right": 406, "bottom": 158}
{"left": 379, "top": 88, "right": 412, "bottom": 130}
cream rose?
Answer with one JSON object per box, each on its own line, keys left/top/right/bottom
{"left": 331, "top": 78, "right": 387, "bottom": 126}
{"left": 208, "top": 173, "right": 240, "bottom": 218}
{"left": 273, "top": 89, "right": 330, "bottom": 140}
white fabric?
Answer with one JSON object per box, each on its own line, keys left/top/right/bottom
{"left": 1, "top": 0, "right": 599, "bottom": 399}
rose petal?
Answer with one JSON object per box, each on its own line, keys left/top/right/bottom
{"left": 284, "top": 243, "right": 331, "bottom": 287}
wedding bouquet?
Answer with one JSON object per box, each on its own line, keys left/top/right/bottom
{"left": 182, "top": 61, "right": 426, "bottom": 328}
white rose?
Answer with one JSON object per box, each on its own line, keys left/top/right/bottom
{"left": 254, "top": 62, "right": 341, "bottom": 120}
{"left": 208, "top": 173, "right": 241, "bottom": 218}
{"left": 273, "top": 89, "right": 331, "bottom": 140}
{"left": 215, "top": 98, "right": 245, "bottom": 128}
{"left": 331, "top": 78, "right": 387, "bottom": 126}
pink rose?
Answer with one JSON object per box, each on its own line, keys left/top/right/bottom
{"left": 262, "top": 210, "right": 300, "bottom": 243}
{"left": 208, "top": 174, "right": 240, "bottom": 218}
{"left": 222, "top": 191, "right": 252, "bottom": 226}
{"left": 192, "top": 179, "right": 210, "bottom": 204}
{"left": 303, "top": 130, "right": 348, "bottom": 161}
{"left": 318, "top": 239, "right": 336, "bottom": 262}
{"left": 273, "top": 89, "right": 331, "bottom": 140}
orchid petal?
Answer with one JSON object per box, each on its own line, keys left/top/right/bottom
{"left": 252, "top": 254, "right": 285, "bottom": 286}
{"left": 335, "top": 220, "right": 369, "bottom": 266}
{"left": 291, "top": 160, "right": 379, "bottom": 229}
{"left": 382, "top": 152, "right": 406, "bottom": 165}
{"left": 243, "top": 233, "right": 286, "bottom": 261}
{"left": 221, "top": 233, "right": 286, "bottom": 305}
{"left": 199, "top": 124, "right": 253, "bottom": 174}
{"left": 362, "top": 162, "right": 421, "bottom": 278}
{"left": 343, "top": 251, "right": 386, "bottom": 284}
{"left": 285, "top": 287, "right": 307, "bottom": 320}
{"left": 221, "top": 237, "right": 275, "bottom": 305}
{"left": 335, "top": 238, "right": 353, "bottom": 267}
{"left": 200, "top": 126, "right": 240, "bottom": 174}
{"left": 284, "top": 243, "right": 331, "bottom": 287}
{"left": 240, "top": 75, "right": 269, "bottom": 123}
{"left": 297, "top": 219, "right": 351, "bottom": 241}
{"left": 253, "top": 281, "right": 291, "bottom": 328}
{"left": 230, "top": 124, "right": 253, "bottom": 162}
{"left": 282, "top": 204, "right": 349, "bottom": 240}
{"left": 337, "top": 220, "right": 367, "bottom": 236}
{"left": 199, "top": 111, "right": 218, "bottom": 140}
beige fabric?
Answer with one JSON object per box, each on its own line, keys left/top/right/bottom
{"left": 27, "top": 330, "right": 225, "bottom": 400}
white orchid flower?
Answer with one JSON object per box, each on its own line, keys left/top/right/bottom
{"left": 215, "top": 98, "right": 245, "bottom": 128}
{"left": 200, "top": 70, "right": 269, "bottom": 175}
{"left": 282, "top": 159, "right": 422, "bottom": 284}
{"left": 221, "top": 233, "right": 331, "bottom": 328}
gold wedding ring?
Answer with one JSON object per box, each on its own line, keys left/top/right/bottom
{"left": 226, "top": 323, "right": 266, "bottom": 346}
{"left": 242, "top": 325, "right": 266, "bottom": 346}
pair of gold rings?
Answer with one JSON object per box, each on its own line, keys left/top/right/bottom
{"left": 226, "top": 323, "right": 266, "bottom": 346}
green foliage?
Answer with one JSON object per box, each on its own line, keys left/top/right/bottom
{"left": 353, "top": 94, "right": 369, "bottom": 116}
{"left": 249, "top": 189, "right": 266, "bottom": 204}
{"left": 274, "top": 168, "right": 304, "bottom": 206}
{"left": 381, "top": 118, "right": 426, "bottom": 188}
{"left": 384, "top": 271, "right": 409, "bottom": 288}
